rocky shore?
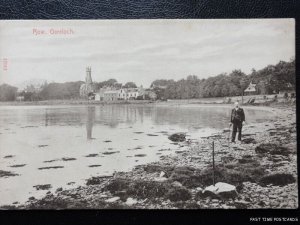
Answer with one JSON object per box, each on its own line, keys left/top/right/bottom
{"left": 3, "top": 104, "right": 297, "bottom": 209}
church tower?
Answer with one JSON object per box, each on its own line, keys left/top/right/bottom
{"left": 85, "top": 66, "right": 92, "bottom": 85}
{"left": 79, "top": 66, "right": 94, "bottom": 98}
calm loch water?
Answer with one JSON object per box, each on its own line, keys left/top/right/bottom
{"left": 0, "top": 104, "right": 276, "bottom": 205}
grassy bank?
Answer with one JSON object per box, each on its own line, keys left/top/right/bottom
{"left": 4, "top": 104, "right": 296, "bottom": 209}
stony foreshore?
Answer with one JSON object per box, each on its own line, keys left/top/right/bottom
{"left": 2, "top": 104, "right": 297, "bottom": 209}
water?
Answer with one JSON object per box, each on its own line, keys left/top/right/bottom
{"left": 0, "top": 104, "right": 276, "bottom": 205}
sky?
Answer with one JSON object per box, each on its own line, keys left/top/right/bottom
{"left": 0, "top": 19, "right": 295, "bottom": 88}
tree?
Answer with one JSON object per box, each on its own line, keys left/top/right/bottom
{"left": 123, "top": 82, "right": 137, "bottom": 88}
{"left": 39, "top": 81, "right": 84, "bottom": 100}
{"left": 0, "top": 84, "right": 18, "bottom": 101}
{"left": 256, "top": 80, "right": 268, "bottom": 95}
{"left": 94, "top": 79, "right": 119, "bottom": 90}
{"left": 151, "top": 79, "right": 174, "bottom": 88}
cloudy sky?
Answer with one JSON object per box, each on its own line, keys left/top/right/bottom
{"left": 0, "top": 19, "right": 295, "bottom": 87}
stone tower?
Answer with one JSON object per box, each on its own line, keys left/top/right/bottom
{"left": 79, "top": 66, "right": 94, "bottom": 98}
{"left": 85, "top": 66, "right": 92, "bottom": 85}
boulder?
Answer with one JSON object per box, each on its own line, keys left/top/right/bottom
{"left": 168, "top": 133, "right": 186, "bottom": 142}
{"left": 171, "top": 181, "right": 183, "bottom": 187}
{"left": 195, "top": 187, "right": 203, "bottom": 192}
{"left": 203, "top": 182, "right": 238, "bottom": 199}
{"left": 125, "top": 197, "right": 138, "bottom": 206}
{"left": 159, "top": 171, "right": 166, "bottom": 178}
{"left": 105, "top": 196, "right": 120, "bottom": 203}
{"left": 154, "top": 177, "right": 168, "bottom": 182}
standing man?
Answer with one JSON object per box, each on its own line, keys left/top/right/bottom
{"left": 230, "top": 101, "right": 245, "bottom": 143}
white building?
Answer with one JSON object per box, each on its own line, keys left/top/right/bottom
{"left": 95, "top": 86, "right": 145, "bottom": 101}
{"left": 244, "top": 82, "right": 257, "bottom": 95}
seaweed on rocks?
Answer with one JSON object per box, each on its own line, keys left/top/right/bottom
{"left": 259, "top": 173, "right": 296, "bottom": 186}
{"left": 165, "top": 187, "right": 192, "bottom": 202}
{"left": 105, "top": 178, "right": 171, "bottom": 200}
{"left": 10, "top": 164, "right": 26, "bottom": 168}
{"left": 85, "top": 154, "right": 99, "bottom": 157}
{"left": 86, "top": 176, "right": 112, "bottom": 185}
{"left": 38, "top": 145, "right": 48, "bottom": 148}
{"left": 102, "top": 151, "right": 119, "bottom": 155}
{"left": 0, "top": 170, "right": 19, "bottom": 178}
{"left": 38, "top": 166, "right": 64, "bottom": 170}
{"left": 168, "top": 133, "right": 186, "bottom": 142}
{"left": 142, "top": 164, "right": 175, "bottom": 177}
{"left": 33, "top": 184, "right": 52, "bottom": 190}
{"left": 147, "top": 134, "right": 159, "bottom": 137}
{"left": 242, "top": 138, "right": 256, "bottom": 144}
{"left": 61, "top": 157, "right": 76, "bottom": 161}
{"left": 88, "top": 165, "right": 102, "bottom": 168}
{"left": 134, "top": 154, "right": 147, "bottom": 157}
{"left": 255, "top": 143, "right": 290, "bottom": 156}
{"left": 43, "top": 159, "right": 57, "bottom": 163}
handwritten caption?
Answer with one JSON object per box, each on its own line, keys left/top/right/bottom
{"left": 32, "top": 28, "right": 74, "bottom": 36}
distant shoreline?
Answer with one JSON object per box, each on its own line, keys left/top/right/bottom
{"left": 0, "top": 95, "right": 293, "bottom": 108}
{"left": 0, "top": 99, "right": 156, "bottom": 106}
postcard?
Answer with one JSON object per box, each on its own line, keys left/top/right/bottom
{"left": 0, "top": 19, "right": 297, "bottom": 209}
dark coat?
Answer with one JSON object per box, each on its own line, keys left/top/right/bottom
{"left": 230, "top": 108, "right": 245, "bottom": 123}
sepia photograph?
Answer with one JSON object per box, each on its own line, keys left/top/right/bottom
{"left": 0, "top": 19, "right": 297, "bottom": 210}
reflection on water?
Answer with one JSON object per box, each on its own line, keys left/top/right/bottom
{"left": 17, "top": 104, "right": 274, "bottom": 131}
{"left": 0, "top": 104, "right": 276, "bottom": 205}
{"left": 86, "top": 107, "right": 95, "bottom": 140}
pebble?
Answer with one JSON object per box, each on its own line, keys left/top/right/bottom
{"left": 211, "top": 203, "right": 219, "bottom": 207}
{"left": 171, "top": 181, "right": 183, "bottom": 187}
{"left": 235, "top": 200, "right": 250, "bottom": 205}
{"left": 221, "top": 204, "right": 230, "bottom": 209}
{"left": 196, "top": 187, "right": 203, "bottom": 192}
{"left": 159, "top": 171, "right": 166, "bottom": 178}
{"left": 211, "top": 199, "right": 219, "bottom": 203}
{"left": 154, "top": 177, "right": 168, "bottom": 182}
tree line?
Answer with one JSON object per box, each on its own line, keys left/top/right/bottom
{"left": 0, "top": 79, "right": 139, "bottom": 101}
{"left": 151, "top": 59, "right": 295, "bottom": 99}
{"left": 0, "top": 59, "right": 295, "bottom": 101}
